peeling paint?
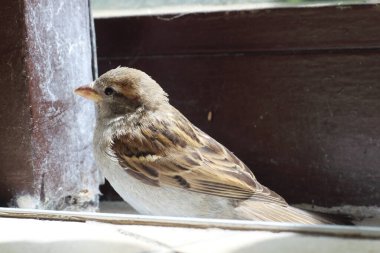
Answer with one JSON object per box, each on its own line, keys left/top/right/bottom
{"left": 22, "top": 0, "right": 100, "bottom": 210}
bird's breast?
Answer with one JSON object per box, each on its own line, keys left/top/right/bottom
{"left": 93, "top": 144, "right": 235, "bottom": 218}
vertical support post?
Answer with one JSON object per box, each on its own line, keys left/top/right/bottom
{"left": 0, "top": 0, "right": 100, "bottom": 210}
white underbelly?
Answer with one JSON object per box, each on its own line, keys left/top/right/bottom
{"left": 99, "top": 159, "right": 236, "bottom": 219}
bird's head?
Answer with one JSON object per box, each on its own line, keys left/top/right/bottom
{"left": 75, "top": 67, "right": 168, "bottom": 119}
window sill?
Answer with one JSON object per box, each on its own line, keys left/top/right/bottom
{"left": 0, "top": 207, "right": 380, "bottom": 253}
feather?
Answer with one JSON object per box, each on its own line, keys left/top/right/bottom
{"left": 110, "top": 109, "right": 287, "bottom": 204}
{"left": 236, "top": 201, "right": 335, "bottom": 224}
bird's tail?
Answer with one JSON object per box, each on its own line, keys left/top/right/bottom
{"left": 235, "top": 201, "right": 340, "bottom": 224}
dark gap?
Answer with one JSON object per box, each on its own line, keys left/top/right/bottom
{"left": 98, "top": 46, "right": 380, "bottom": 60}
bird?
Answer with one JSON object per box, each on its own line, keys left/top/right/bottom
{"left": 75, "top": 67, "right": 334, "bottom": 224}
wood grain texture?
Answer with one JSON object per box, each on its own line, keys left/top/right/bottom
{"left": 98, "top": 52, "right": 380, "bottom": 206}
{"left": 95, "top": 4, "right": 380, "bottom": 57}
{"left": 0, "top": 0, "right": 33, "bottom": 206}
{"left": 96, "top": 4, "right": 380, "bottom": 207}
{"left": 0, "top": 0, "right": 100, "bottom": 210}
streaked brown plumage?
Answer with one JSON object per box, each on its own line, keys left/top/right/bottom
{"left": 75, "top": 67, "right": 334, "bottom": 224}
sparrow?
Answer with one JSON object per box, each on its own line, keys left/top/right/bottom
{"left": 75, "top": 67, "right": 333, "bottom": 224}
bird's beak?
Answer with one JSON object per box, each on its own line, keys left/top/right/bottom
{"left": 74, "top": 84, "right": 103, "bottom": 102}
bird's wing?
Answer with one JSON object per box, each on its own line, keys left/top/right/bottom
{"left": 110, "top": 111, "right": 287, "bottom": 205}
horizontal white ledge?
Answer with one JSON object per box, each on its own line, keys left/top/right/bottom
{"left": 93, "top": 2, "right": 379, "bottom": 18}
{"left": 0, "top": 207, "right": 379, "bottom": 239}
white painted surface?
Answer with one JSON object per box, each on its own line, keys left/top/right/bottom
{"left": 91, "top": 1, "right": 380, "bottom": 18}
{"left": 0, "top": 218, "right": 158, "bottom": 253}
{"left": 20, "top": 0, "right": 100, "bottom": 210}
{"left": 0, "top": 217, "right": 379, "bottom": 253}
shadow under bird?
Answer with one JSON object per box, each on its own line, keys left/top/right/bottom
{"left": 75, "top": 67, "right": 335, "bottom": 224}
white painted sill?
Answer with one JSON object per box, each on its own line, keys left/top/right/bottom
{"left": 0, "top": 207, "right": 380, "bottom": 253}
{"left": 92, "top": 2, "right": 380, "bottom": 18}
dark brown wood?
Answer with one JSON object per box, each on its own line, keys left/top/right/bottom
{"left": 95, "top": 4, "right": 380, "bottom": 207}
{"left": 95, "top": 4, "right": 380, "bottom": 58}
{"left": 0, "top": 0, "right": 100, "bottom": 210}
{"left": 98, "top": 51, "right": 380, "bottom": 207}
{"left": 0, "top": 0, "right": 32, "bottom": 207}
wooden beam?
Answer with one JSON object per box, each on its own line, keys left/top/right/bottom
{"left": 96, "top": 4, "right": 380, "bottom": 57}
{"left": 96, "top": 4, "right": 380, "bottom": 207}
{"left": 0, "top": 0, "right": 100, "bottom": 210}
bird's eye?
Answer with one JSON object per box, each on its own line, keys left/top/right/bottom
{"left": 104, "top": 87, "right": 115, "bottom": 96}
